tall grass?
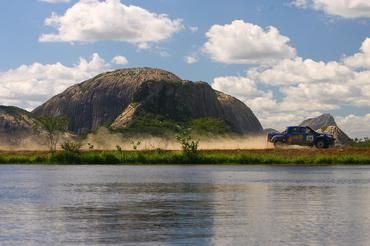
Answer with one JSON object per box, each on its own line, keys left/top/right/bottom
{"left": 1, "top": 150, "right": 370, "bottom": 165}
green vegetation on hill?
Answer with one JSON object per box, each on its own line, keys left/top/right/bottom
{"left": 191, "top": 118, "right": 230, "bottom": 136}
{"left": 0, "top": 105, "right": 34, "bottom": 125}
{"left": 116, "top": 113, "right": 182, "bottom": 137}
{"left": 114, "top": 114, "right": 231, "bottom": 138}
{"left": 0, "top": 105, "right": 30, "bottom": 115}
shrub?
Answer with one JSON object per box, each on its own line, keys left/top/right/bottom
{"left": 61, "top": 141, "right": 82, "bottom": 154}
{"left": 176, "top": 128, "right": 199, "bottom": 155}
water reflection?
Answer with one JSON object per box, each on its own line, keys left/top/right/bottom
{"left": 1, "top": 165, "right": 370, "bottom": 245}
{"left": 60, "top": 183, "right": 217, "bottom": 244}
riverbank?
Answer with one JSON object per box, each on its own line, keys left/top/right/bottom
{"left": 1, "top": 148, "right": 370, "bottom": 165}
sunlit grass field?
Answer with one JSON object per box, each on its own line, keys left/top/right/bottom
{"left": 1, "top": 148, "right": 370, "bottom": 165}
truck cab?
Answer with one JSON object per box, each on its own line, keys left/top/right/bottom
{"left": 267, "top": 126, "right": 335, "bottom": 149}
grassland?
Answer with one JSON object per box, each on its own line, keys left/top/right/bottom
{"left": 1, "top": 148, "right": 370, "bottom": 165}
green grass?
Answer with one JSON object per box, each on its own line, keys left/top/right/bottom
{"left": 114, "top": 114, "right": 231, "bottom": 138}
{"left": 351, "top": 138, "right": 370, "bottom": 148}
{"left": 1, "top": 150, "right": 370, "bottom": 165}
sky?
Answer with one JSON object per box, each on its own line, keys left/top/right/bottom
{"left": 0, "top": 0, "right": 370, "bottom": 137}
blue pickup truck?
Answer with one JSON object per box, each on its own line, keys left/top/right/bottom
{"left": 267, "top": 126, "right": 335, "bottom": 149}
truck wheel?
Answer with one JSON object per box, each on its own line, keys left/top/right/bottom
{"left": 315, "top": 139, "right": 327, "bottom": 149}
{"left": 274, "top": 141, "right": 284, "bottom": 149}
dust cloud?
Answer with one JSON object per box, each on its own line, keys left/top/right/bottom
{"left": 82, "top": 128, "right": 273, "bottom": 150}
{"left": 1, "top": 128, "right": 274, "bottom": 151}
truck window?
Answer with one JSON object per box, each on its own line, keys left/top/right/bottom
{"left": 288, "top": 127, "right": 299, "bottom": 134}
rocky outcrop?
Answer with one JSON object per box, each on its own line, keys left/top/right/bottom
{"left": 300, "top": 114, "right": 336, "bottom": 130}
{"left": 299, "top": 114, "right": 351, "bottom": 145}
{"left": 215, "top": 91, "right": 262, "bottom": 133}
{"left": 0, "top": 106, "right": 44, "bottom": 147}
{"left": 33, "top": 68, "right": 263, "bottom": 135}
{"left": 316, "top": 125, "right": 351, "bottom": 145}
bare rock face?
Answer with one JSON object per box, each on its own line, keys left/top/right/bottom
{"left": 300, "top": 113, "right": 351, "bottom": 145}
{"left": 317, "top": 125, "right": 351, "bottom": 145}
{"left": 33, "top": 67, "right": 263, "bottom": 135}
{"left": 0, "top": 106, "right": 43, "bottom": 147}
{"left": 215, "top": 91, "right": 263, "bottom": 133}
{"left": 300, "top": 114, "right": 336, "bottom": 130}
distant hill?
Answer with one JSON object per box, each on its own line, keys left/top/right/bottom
{"left": 0, "top": 106, "right": 45, "bottom": 148}
{"left": 33, "top": 68, "right": 263, "bottom": 135}
{"left": 300, "top": 114, "right": 351, "bottom": 145}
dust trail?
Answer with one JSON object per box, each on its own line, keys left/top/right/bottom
{"left": 198, "top": 135, "right": 273, "bottom": 150}
{"left": 81, "top": 128, "right": 180, "bottom": 150}
{"left": 1, "top": 128, "right": 276, "bottom": 151}
{"left": 0, "top": 133, "right": 73, "bottom": 151}
{"left": 82, "top": 129, "right": 273, "bottom": 150}
{"left": 0, "top": 136, "right": 47, "bottom": 151}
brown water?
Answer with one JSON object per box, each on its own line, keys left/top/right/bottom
{"left": 1, "top": 165, "right": 370, "bottom": 245}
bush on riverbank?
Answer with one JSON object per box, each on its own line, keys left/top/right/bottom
{"left": 1, "top": 149, "right": 370, "bottom": 165}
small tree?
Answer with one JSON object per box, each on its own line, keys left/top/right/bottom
{"left": 38, "top": 116, "right": 68, "bottom": 153}
{"left": 176, "top": 128, "right": 199, "bottom": 155}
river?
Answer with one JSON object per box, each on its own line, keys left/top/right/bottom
{"left": 1, "top": 165, "right": 370, "bottom": 245}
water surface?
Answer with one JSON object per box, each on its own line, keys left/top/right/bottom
{"left": 1, "top": 165, "right": 370, "bottom": 245}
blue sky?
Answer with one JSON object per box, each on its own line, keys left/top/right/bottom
{"left": 0, "top": 0, "right": 370, "bottom": 136}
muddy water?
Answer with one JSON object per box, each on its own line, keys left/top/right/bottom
{"left": 1, "top": 165, "right": 370, "bottom": 245}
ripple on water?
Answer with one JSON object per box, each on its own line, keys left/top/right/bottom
{"left": 0, "top": 165, "right": 370, "bottom": 245}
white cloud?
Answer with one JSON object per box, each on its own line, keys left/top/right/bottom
{"left": 184, "top": 54, "right": 198, "bottom": 64}
{"left": 292, "top": 0, "right": 370, "bottom": 19}
{"left": 212, "top": 37, "right": 370, "bottom": 137}
{"left": 344, "top": 38, "right": 370, "bottom": 69}
{"left": 39, "top": 0, "right": 70, "bottom": 3}
{"left": 203, "top": 20, "right": 296, "bottom": 65}
{"left": 247, "top": 57, "right": 354, "bottom": 86}
{"left": 0, "top": 53, "right": 109, "bottom": 110}
{"left": 337, "top": 114, "right": 370, "bottom": 137}
{"left": 39, "top": 0, "right": 183, "bottom": 47}
{"left": 112, "top": 55, "right": 128, "bottom": 65}
{"left": 213, "top": 76, "right": 277, "bottom": 111}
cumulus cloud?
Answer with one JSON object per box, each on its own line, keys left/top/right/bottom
{"left": 292, "top": 0, "right": 370, "bottom": 19}
{"left": 213, "top": 76, "right": 277, "bottom": 111}
{"left": 344, "top": 38, "right": 370, "bottom": 69}
{"left": 0, "top": 53, "right": 109, "bottom": 110}
{"left": 337, "top": 114, "right": 370, "bottom": 137}
{"left": 247, "top": 57, "right": 354, "bottom": 86}
{"left": 203, "top": 20, "right": 296, "bottom": 65}
{"left": 39, "top": 0, "right": 183, "bottom": 47}
{"left": 112, "top": 55, "right": 128, "bottom": 65}
{"left": 212, "top": 37, "right": 370, "bottom": 137}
